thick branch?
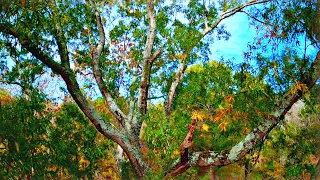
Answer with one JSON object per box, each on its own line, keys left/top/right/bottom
{"left": 167, "top": 51, "right": 320, "bottom": 177}
{"left": 88, "top": 0, "right": 127, "bottom": 128}
{"left": 165, "top": 119, "right": 196, "bottom": 178}
{"left": 0, "top": 23, "right": 124, "bottom": 139}
{"left": 143, "top": 0, "right": 156, "bottom": 61}
{"left": 180, "top": 119, "right": 197, "bottom": 163}
{"left": 0, "top": 24, "right": 65, "bottom": 75}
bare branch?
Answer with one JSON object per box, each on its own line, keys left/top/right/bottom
{"left": 0, "top": 80, "right": 25, "bottom": 90}
{"left": 240, "top": 10, "right": 275, "bottom": 26}
{"left": 147, "top": 95, "right": 165, "bottom": 100}
{"left": 151, "top": 47, "right": 162, "bottom": 62}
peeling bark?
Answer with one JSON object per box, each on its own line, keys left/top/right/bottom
{"left": 166, "top": 119, "right": 196, "bottom": 177}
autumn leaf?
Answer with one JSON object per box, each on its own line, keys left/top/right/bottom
{"left": 287, "top": 81, "right": 310, "bottom": 99}
{"left": 218, "top": 121, "right": 228, "bottom": 132}
{"left": 202, "top": 123, "right": 210, "bottom": 132}
{"left": 213, "top": 110, "right": 227, "bottom": 122}
{"left": 224, "top": 94, "right": 235, "bottom": 104}
{"left": 192, "top": 110, "right": 207, "bottom": 121}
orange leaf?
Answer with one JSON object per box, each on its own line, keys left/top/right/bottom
{"left": 218, "top": 121, "right": 228, "bottom": 132}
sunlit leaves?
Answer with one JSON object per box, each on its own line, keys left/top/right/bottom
{"left": 287, "top": 81, "right": 310, "bottom": 99}
{"left": 191, "top": 110, "right": 210, "bottom": 121}
{"left": 202, "top": 123, "right": 210, "bottom": 132}
{"left": 0, "top": 88, "right": 13, "bottom": 105}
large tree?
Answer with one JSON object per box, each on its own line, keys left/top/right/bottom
{"left": 0, "top": 0, "right": 319, "bottom": 178}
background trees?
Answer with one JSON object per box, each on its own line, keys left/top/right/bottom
{"left": 0, "top": 89, "right": 120, "bottom": 179}
{"left": 0, "top": 0, "right": 319, "bottom": 178}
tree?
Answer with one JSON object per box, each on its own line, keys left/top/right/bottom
{"left": 0, "top": 0, "right": 319, "bottom": 178}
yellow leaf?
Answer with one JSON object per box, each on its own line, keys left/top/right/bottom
{"left": 173, "top": 150, "right": 179, "bottom": 155}
{"left": 287, "top": 81, "right": 309, "bottom": 98}
{"left": 202, "top": 123, "right": 209, "bottom": 132}
{"left": 79, "top": 156, "right": 90, "bottom": 169}
{"left": 191, "top": 110, "right": 207, "bottom": 121}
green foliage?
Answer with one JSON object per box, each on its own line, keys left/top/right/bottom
{"left": 0, "top": 90, "right": 116, "bottom": 179}
{"left": 49, "top": 102, "right": 111, "bottom": 179}
{"left": 0, "top": 90, "right": 50, "bottom": 179}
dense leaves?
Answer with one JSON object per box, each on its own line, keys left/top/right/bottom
{"left": 0, "top": 90, "right": 118, "bottom": 179}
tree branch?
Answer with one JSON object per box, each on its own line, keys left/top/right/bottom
{"left": 165, "top": 62, "right": 187, "bottom": 115}
{"left": 88, "top": 0, "right": 127, "bottom": 128}
{"left": 138, "top": 0, "right": 157, "bottom": 115}
{"left": 164, "top": 0, "right": 271, "bottom": 116}
{"left": 0, "top": 23, "right": 65, "bottom": 75}
{"left": 240, "top": 10, "right": 276, "bottom": 26}
{"left": 202, "top": 0, "right": 271, "bottom": 36}
{"left": 0, "top": 23, "right": 123, "bottom": 137}
{"left": 167, "top": 50, "right": 320, "bottom": 177}
{"left": 49, "top": 1, "right": 70, "bottom": 69}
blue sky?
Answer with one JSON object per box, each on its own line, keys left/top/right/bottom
{"left": 210, "top": 13, "right": 255, "bottom": 63}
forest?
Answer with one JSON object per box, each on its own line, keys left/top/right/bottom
{"left": 0, "top": 0, "right": 319, "bottom": 179}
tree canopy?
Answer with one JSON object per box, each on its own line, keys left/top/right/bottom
{"left": 0, "top": 0, "right": 319, "bottom": 178}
